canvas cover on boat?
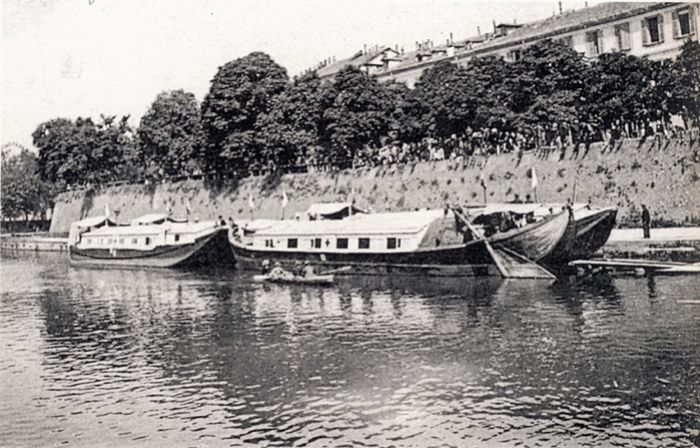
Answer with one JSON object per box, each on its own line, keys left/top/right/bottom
{"left": 68, "top": 215, "right": 115, "bottom": 245}
{"left": 254, "top": 209, "right": 448, "bottom": 237}
{"left": 304, "top": 203, "right": 366, "bottom": 220}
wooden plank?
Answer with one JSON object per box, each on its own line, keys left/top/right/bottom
{"left": 569, "top": 258, "right": 700, "bottom": 274}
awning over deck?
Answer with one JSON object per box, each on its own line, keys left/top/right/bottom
{"left": 305, "top": 203, "right": 366, "bottom": 220}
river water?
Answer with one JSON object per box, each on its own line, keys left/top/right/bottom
{"left": 2, "top": 251, "right": 699, "bottom": 447}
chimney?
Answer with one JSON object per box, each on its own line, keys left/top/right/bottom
{"left": 559, "top": 1, "right": 562, "bottom": 14}
{"left": 364, "top": 44, "right": 367, "bottom": 54}
{"left": 401, "top": 46, "right": 404, "bottom": 54}
{"left": 493, "top": 20, "right": 496, "bottom": 33}
{"left": 450, "top": 32, "right": 453, "bottom": 43}
{"left": 477, "top": 26, "right": 481, "bottom": 36}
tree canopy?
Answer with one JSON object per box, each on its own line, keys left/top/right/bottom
{"left": 1, "top": 149, "right": 55, "bottom": 221}
{"left": 29, "top": 45, "right": 700, "bottom": 189}
{"left": 138, "top": 89, "right": 205, "bottom": 179}
{"left": 201, "top": 52, "right": 289, "bottom": 174}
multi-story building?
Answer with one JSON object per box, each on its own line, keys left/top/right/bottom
{"left": 316, "top": 2, "right": 699, "bottom": 87}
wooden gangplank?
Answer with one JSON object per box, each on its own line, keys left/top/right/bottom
{"left": 569, "top": 258, "right": 700, "bottom": 275}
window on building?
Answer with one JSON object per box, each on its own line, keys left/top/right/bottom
{"left": 358, "top": 238, "right": 370, "bottom": 249}
{"left": 507, "top": 49, "right": 521, "bottom": 62}
{"left": 557, "top": 36, "right": 573, "bottom": 48}
{"left": 314, "top": 238, "right": 322, "bottom": 249}
{"left": 615, "top": 22, "right": 631, "bottom": 50}
{"left": 336, "top": 238, "right": 348, "bottom": 249}
{"left": 387, "top": 238, "right": 397, "bottom": 249}
{"left": 586, "top": 30, "right": 603, "bottom": 56}
{"left": 642, "top": 15, "right": 664, "bottom": 45}
{"left": 287, "top": 238, "right": 298, "bottom": 248}
{"left": 673, "top": 8, "right": 694, "bottom": 38}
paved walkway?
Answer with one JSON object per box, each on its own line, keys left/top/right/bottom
{"left": 608, "top": 227, "right": 700, "bottom": 242}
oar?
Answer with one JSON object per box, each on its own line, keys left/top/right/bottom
{"left": 320, "top": 265, "right": 352, "bottom": 275}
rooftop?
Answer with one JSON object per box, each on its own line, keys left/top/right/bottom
{"left": 317, "top": 2, "right": 670, "bottom": 79}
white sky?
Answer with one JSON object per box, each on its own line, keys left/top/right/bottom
{"left": 2, "top": 0, "right": 599, "bottom": 152}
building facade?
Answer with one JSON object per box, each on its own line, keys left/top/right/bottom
{"left": 316, "top": 2, "right": 699, "bottom": 87}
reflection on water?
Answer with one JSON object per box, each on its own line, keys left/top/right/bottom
{"left": 2, "top": 251, "right": 700, "bottom": 447}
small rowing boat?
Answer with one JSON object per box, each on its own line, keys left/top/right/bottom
{"left": 253, "top": 274, "right": 335, "bottom": 285}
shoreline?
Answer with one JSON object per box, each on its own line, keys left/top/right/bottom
{"left": 4, "top": 227, "right": 700, "bottom": 263}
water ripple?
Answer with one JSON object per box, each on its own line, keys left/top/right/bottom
{"left": 2, "top": 254, "right": 700, "bottom": 446}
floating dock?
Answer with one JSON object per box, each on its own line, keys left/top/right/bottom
{"left": 570, "top": 258, "right": 700, "bottom": 275}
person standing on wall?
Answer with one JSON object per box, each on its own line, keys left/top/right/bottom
{"left": 641, "top": 205, "right": 651, "bottom": 239}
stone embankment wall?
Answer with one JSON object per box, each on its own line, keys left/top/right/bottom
{"left": 50, "top": 136, "right": 700, "bottom": 235}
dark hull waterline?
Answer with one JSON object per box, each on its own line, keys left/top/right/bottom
{"left": 70, "top": 229, "right": 233, "bottom": 268}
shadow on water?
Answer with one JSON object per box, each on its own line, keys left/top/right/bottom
{"left": 4, "top": 253, "right": 700, "bottom": 447}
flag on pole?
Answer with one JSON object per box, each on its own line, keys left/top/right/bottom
{"left": 186, "top": 198, "right": 191, "bottom": 214}
{"left": 479, "top": 173, "right": 486, "bottom": 189}
{"left": 531, "top": 167, "right": 538, "bottom": 190}
{"left": 248, "top": 194, "right": 255, "bottom": 210}
{"left": 282, "top": 190, "right": 289, "bottom": 208}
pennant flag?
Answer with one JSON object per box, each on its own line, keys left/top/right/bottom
{"left": 479, "top": 173, "right": 486, "bottom": 188}
{"left": 282, "top": 190, "right": 289, "bottom": 208}
{"left": 185, "top": 198, "right": 191, "bottom": 214}
{"left": 248, "top": 193, "right": 255, "bottom": 210}
{"left": 531, "top": 167, "right": 538, "bottom": 190}
{"left": 104, "top": 203, "right": 110, "bottom": 218}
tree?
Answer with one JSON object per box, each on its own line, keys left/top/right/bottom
{"left": 255, "top": 72, "right": 325, "bottom": 170}
{"left": 1, "top": 149, "right": 55, "bottom": 222}
{"left": 33, "top": 115, "right": 137, "bottom": 187}
{"left": 318, "top": 66, "right": 398, "bottom": 167}
{"left": 201, "top": 52, "right": 289, "bottom": 174}
{"left": 138, "top": 89, "right": 205, "bottom": 179}
{"left": 508, "top": 40, "right": 587, "bottom": 141}
{"left": 672, "top": 39, "right": 700, "bottom": 125}
{"left": 408, "top": 60, "right": 478, "bottom": 140}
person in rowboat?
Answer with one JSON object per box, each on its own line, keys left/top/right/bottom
{"left": 269, "top": 261, "right": 293, "bottom": 280}
{"left": 301, "top": 260, "right": 316, "bottom": 278}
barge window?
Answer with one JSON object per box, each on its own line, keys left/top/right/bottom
{"left": 358, "top": 238, "right": 370, "bottom": 249}
{"left": 387, "top": 238, "right": 397, "bottom": 249}
{"left": 145, "top": 237, "right": 151, "bottom": 245}
{"left": 314, "top": 238, "right": 322, "bottom": 249}
{"left": 336, "top": 238, "right": 348, "bottom": 249}
{"left": 287, "top": 238, "right": 298, "bottom": 248}
{"left": 174, "top": 234, "right": 180, "bottom": 242}
{"left": 119, "top": 238, "right": 124, "bottom": 244}
{"left": 132, "top": 238, "right": 137, "bottom": 244}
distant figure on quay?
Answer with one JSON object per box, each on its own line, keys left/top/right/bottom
{"left": 641, "top": 205, "right": 651, "bottom": 239}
